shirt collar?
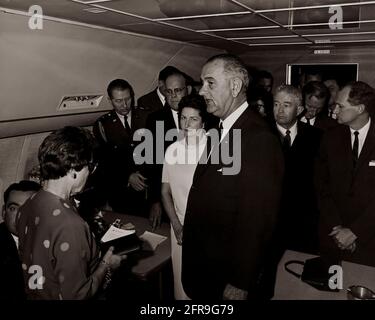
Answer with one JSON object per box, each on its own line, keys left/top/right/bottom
{"left": 276, "top": 121, "right": 298, "bottom": 137}
{"left": 115, "top": 110, "right": 131, "bottom": 121}
{"left": 221, "top": 101, "right": 249, "bottom": 131}
{"left": 12, "top": 234, "right": 19, "bottom": 249}
{"left": 157, "top": 87, "right": 166, "bottom": 106}
{"left": 350, "top": 117, "right": 371, "bottom": 136}
{"left": 301, "top": 116, "right": 316, "bottom": 126}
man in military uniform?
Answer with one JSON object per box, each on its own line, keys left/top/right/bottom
{"left": 93, "top": 79, "right": 149, "bottom": 216}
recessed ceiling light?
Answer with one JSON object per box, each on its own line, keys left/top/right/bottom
{"left": 83, "top": 8, "right": 108, "bottom": 14}
{"left": 77, "top": 0, "right": 113, "bottom": 4}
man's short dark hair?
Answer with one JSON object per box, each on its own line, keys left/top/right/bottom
{"left": 346, "top": 81, "right": 375, "bottom": 113}
{"left": 107, "top": 78, "right": 135, "bottom": 99}
{"left": 38, "top": 126, "right": 95, "bottom": 180}
{"left": 4, "top": 180, "right": 41, "bottom": 204}
{"left": 178, "top": 94, "right": 209, "bottom": 124}
{"left": 303, "top": 81, "right": 330, "bottom": 102}
{"left": 158, "top": 66, "right": 180, "bottom": 82}
{"left": 165, "top": 69, "right": 189, "bottom": 84}
{"left": 206, "top": 54, "right": 250, "bottom": 91}
{"left": 257, "top": 70, "right": 273, "bottom": 83}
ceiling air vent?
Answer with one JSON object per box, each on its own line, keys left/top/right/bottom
{"left": 57, "top": 94, "right": 103, "bottom": 111}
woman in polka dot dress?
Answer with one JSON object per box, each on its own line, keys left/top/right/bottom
{"left": 17, "top": 126, "right": 126, "bottom": 300}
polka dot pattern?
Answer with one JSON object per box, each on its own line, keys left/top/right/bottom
{"left": 43, "top": 240, "right": 50, "bottom": 249}
{"left": 58, "top": 274, "right": 65, "bottom": 283}
{"left": 52, "top": 209, "right": 61, "bottom": 216}
{"left": 60, "top": 242, "right": 70, "bottom": 252}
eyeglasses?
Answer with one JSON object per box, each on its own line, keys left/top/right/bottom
{"left": 88, "top": 162, "right": 98, "bottom": 174}
{"left": 165, "top": 87, "right": 186, "bottom": 96}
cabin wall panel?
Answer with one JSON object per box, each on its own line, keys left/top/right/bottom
{"left": 0, "top": 11, "right": 222, "bottom": 126}
{"left": 0, "top": 11, "right": 223, "bottom": 193}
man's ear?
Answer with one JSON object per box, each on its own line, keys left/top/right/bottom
{"left": 1, "top": 205, "right": 6, "bottom": 221}
{"left": 231, "top": 77, "right": 243, "bottom": 98}
{"left": 68, "top": 169, "right": 77, "bottom": 180}
{"left": 357, "top": 104, "right": 366, "bottom": 114}
{"left": 297, "top": 105, "right": 305, "bottom": 117}
{"left": 187, "top": 85, "right": 192, "bottom": 95}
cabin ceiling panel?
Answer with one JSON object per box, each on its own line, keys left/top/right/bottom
{"left": 1, "top": 0, "right": 375, "bottom": 51}
{"left": 117, "top": 22, "right": 216, "bottom": 42}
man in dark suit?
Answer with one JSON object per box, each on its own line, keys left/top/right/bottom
{"left": 300, "top": 81, "right": 338, "bottom": 132}
{"left": 273, "top": 85, "right": 322, "bottom": 254}
{"left": 182, "top": 54, "right": 284, "bottom": 300}
{"left": 316, "top": 81, "right": 375, "bottom": 267}
{"left": 137, "top": 66, "right": 179, "bottom": 125}
{"left": 1, "top": 180, "right": 41, "bottom": 300}
{"left": 145, "top": 70, "right": 192, "bottom": 228}
{"left": 93, "top": 79, "right": 150, "bottom": 216}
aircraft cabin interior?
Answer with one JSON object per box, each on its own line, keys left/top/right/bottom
{"left": 1, "top": 0, "right": 375, "bottom": 303}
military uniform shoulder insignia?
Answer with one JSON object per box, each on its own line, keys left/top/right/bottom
{"left": 99, "top": 111, "right": 115, "bottom": 123}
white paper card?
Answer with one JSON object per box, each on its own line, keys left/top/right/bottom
{"left": 101, "top": 225, "right": 135, "bottom": 243}
{"left": 139, "top": 231, "right": 167, "bottom": 251}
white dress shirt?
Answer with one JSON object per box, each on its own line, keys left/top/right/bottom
{"left": 300, "top": 116, "right": 316, "bottom": 126}
{"left": 276, "top": 121, "right": 298, "bottom": 146}
{"left": 157, "top": 87, "right": 166, "bottom": 106}
{"left": 350, "top": 118, "right": 371, "bottom": 156}
{"left": 220, "top": 101, "right": 249, "bottom": 141}
{"left": 171, "top": 109, "right": 180, "bottom": 131}
{"left": 116, "top": 111, "right": 132, "bottom": 129}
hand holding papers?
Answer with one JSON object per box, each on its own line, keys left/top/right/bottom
{"left": 101, "top": 225, "right": 135, "bottom": 242}
{"left": 101, "top": 225, "right": 142, "bottom": 255}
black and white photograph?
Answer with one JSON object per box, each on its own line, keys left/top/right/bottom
{"left": 1, "top": 0, "right": 375, "bottom": 313}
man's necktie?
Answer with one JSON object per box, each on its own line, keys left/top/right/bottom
{"left": 283, "top": 129, "right": 291, "bottom": 150}
{"left": 352, "top": 131, "right": 359, "bottom": 167}
{"left": 306, "top": 118, "right": 311, "bottom": 125}
{"left": 124, "top": 115, "right": 131, "bottom": 133}
{"left": 219, "top": 121, "right": 223, "bottom": 141}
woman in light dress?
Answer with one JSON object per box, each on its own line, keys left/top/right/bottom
{"left": 161, "top": 94, "right": 209, "bottom": 300}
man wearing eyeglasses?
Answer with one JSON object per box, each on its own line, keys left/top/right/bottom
{"left": 145, "top": 70, "right": 192, "bottom": 229}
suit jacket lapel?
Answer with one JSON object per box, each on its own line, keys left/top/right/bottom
{"left": 112, "top": 111, "right": 130, "bottom": 138}
{"left": 338, "top": 126, "right": 357, "bottom": 190}
{"left": 193, "top": 106, "right": 251, "bottom": 182}
{"left": 164, "top": 107, "right": 177, "bottom": 130}
{"left": 292, "top": 122, "right": 305, "bottom": 150}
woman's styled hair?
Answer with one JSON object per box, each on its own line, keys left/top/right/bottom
{"left": 38, "top": 126, "right": 95, "bottom": 180}
{"left": 178, "top": 94, "right": 209, "bottom": 124}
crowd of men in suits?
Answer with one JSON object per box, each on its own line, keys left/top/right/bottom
{"left": 2, "top": 54, "right": 375, "bottom": 301}
{"left": 87, "top": 55, "right": 375, "bottom": 299}
{"left": 86, "top": 55, "right": 375, "bottom": 298}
